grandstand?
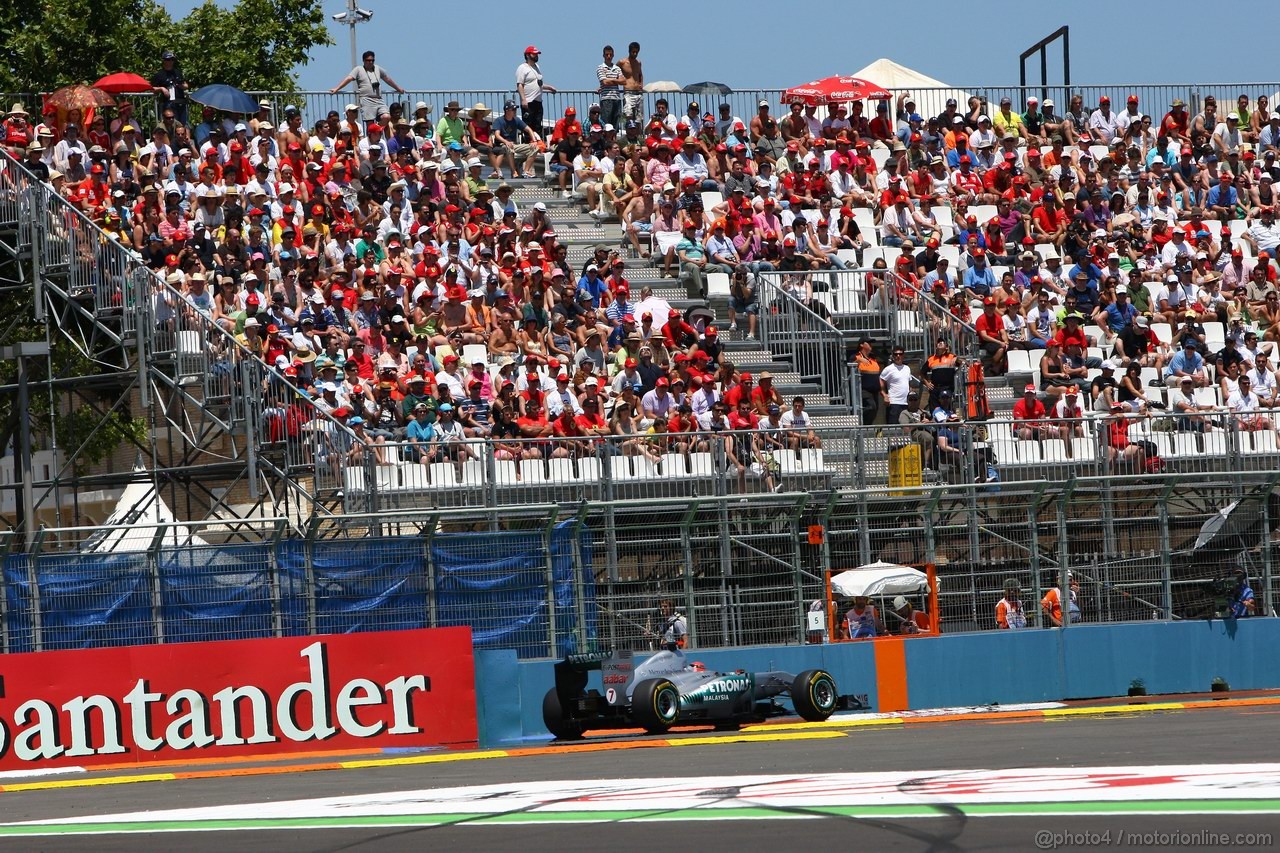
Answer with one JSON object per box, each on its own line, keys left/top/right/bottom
{"left": 1, "top": 73, "right": 1278, "bottom": 650}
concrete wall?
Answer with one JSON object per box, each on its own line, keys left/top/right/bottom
{"left": 474, "top": 620, "right": 1280, "bottom": 746}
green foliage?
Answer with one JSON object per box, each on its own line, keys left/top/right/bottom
{"left": 0, "top": 0, "right": 330, "bottom": 94}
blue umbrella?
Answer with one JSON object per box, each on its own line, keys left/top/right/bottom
{"left": 189, "top": 84, "right": 259, "bottom": 115}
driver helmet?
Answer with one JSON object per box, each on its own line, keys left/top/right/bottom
{"left": 690, "top": 661, "right": 706, "bottom": 672}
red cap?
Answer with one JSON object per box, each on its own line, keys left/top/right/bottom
{"left": 926, "top": 237, "right": 939, "bottom": 249}
{"left": 706, "top": 326, "right": 718, "bottom": 336}
{"left": 958, "top": 155, "right": 971, "bottom": 164}
{"left": 1127, "top": 94, "right": 1138, "bottom": 103}
{"left": 1004, "top": 151, "right": 1017, "bottom": 161}
{"left": 165, "top": 254, "right": 179, "bottom": 267}
{"left": 266, "top": 323, "right": 279, "bottom": 333}
{"left": 656, "top": 377, "right": 669, "bottom": 387}
{"left": 525, "top": 44, "right": 540, "bottom": 54}
{"left": 973, "top": 247, "right": 986, "bottom": 257}
{"left": 682, "top": 176, "right": 697, "bottom": 186}
{"left": 740, "top": 372, "right": 753, "bottom": 382}
{"left": 368, "top": 123, "right": 382, "bottom": 133}
{"left": 1181, "top": 146, "right": 1193, "bottom": 155}
{"left": 983, "top": 296, "right": 996, "bottom": 306}
{"left": 1232, "top": 247, "right": 1243, "bottom": 257}
{"left": 624, "top": 358, "right": 637, "bottom": 368}
{"left": 1027, "top": 148, "right": 1041, "bottom": 157}
{"left": 246, "top": 294, "right": 260, "bottom": 305}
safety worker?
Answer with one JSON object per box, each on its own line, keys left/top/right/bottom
{"left": 995, "top": 578, "right": 1028, "bottom": 629}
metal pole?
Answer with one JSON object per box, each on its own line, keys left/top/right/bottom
{"left": 681, "top": 500, "right": 699, "bottom": 650}
{"left": 148, "top": 526, "right": 167, "bottom": 644}
{"left": 1057, "top": 486, "right": 1074, "bottom": 628}
{"left": 304, "top": 517, "right": 320, "bottom": 635}
{"left": 543, "top": 510, "right": 560, "bottom": 658}
{"left": 571, "top": 504, "right": 590, "bottom": 653}
{"left": 1158, "top": 484, "right": 1173, "bottom": 620}
{"left": 1262, "top": 488, "right": 1275, "bottom": 618}
{"left": 423, "top": 514, "right": 439, "bottom": 629}
{"left": 346, "top": 0, "right": 358, "bottom": 69}
{"left": 28, "top": 529, "right": 44, "bottom": 652}
{"left": 16, "top": 354, "right": 32, "bottom": 548}
{"left": 1062, "top": 26, "right": 1071, "bottom": 87}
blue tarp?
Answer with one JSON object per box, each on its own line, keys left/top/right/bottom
{"left": 1, "top": 526, "right": 596, "bottom": 657}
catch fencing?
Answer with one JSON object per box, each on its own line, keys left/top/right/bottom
{"left": 2, "top": 478, "right": 1274, "bottom": 658}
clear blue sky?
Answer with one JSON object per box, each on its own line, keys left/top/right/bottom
{"left": 165, "top": 0, "right": 1275, "bottom": 93}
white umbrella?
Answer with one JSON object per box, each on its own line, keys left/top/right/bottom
{"left": 643, "top": 80, "right": 682, "bottom": 93}
{"left": 830, "top": 561, "right": 929, "bottom": 598}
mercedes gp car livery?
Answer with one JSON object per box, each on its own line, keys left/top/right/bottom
{"left": 542, "top": 648, "right": 858, "bottom": 739}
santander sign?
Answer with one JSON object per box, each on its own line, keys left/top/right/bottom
{"left": 0, "top": 628, "right": 476, "bottom": 770}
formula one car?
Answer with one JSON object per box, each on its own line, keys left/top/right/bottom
{"left": 542, "top": 648, "right": 857, "bottom": 739}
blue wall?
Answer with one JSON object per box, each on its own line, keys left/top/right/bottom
{"left": 475, "top": 620, "right": 1280, "bottom": 746}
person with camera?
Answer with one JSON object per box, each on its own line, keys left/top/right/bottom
{"left": 1225, "top": 569, "right": 1256, "bottom": 618}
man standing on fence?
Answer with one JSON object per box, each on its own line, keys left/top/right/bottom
{"left": 331, "top": 51, "right": 406, "bottom": 127}
{"left": 656, "top": 598, "right": 687, "bottom": 651}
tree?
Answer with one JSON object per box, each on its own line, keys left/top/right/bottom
{"left": 0, "top": 0, "right": 330, "bottom": 94}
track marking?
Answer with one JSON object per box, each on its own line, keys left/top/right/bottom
{"left": 6, "top": 766, "right": 1280, "bottom": 835}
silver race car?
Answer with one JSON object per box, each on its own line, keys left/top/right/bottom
{"left": 543, "top": 648, "right": 858, "bottom": 739}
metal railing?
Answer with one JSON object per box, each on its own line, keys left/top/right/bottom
{"left": 751, "top": 270, "right": 852, "bottom": 406}
{"left": 243, "top": 82, "right": 1280, "bottom": 138}
{"left": 267, "top": 409, "right": 1280, "bottom": 512}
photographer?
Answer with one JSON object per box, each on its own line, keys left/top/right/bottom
{"left": 1225, "top": 568, "right": 1256, "bottom": 618}
{"left": 728, "top": 268, "right": 759, "bottom": 341}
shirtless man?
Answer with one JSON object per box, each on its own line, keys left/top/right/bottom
{"left": 280, "top": 106, "right": 308, "bottom": 153}
{"left": 438, "top": 287, "right": 484, "bottom": 345}
{"left": 488, "top": 313, "right": 520, "bottom": 358}
{"left": 623, "top": 183, "right": 658, "bottom": 257}
{"left": 619, "top": 42, "right": 644, "bottom": 124}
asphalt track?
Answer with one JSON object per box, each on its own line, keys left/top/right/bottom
{"left": 3, "top": 703, "right": 1280, "bottom": 851}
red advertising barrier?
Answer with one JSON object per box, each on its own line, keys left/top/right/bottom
{"left": 0, "top": 627, "right": 476, "bottom": 771}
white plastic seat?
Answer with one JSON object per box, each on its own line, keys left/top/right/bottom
{"left": 374, "top": 465, "right": 399, "bottom": 492}
{"left": 1151, "top": 323, "right": 1173, "bottom": 345}
{"left": 400, "top": 462, "right": 431, "bottom": 491}
{"left": 706, "top": 271, "right": 732, "bottom": 298}
{"left": 342, "top": 467, "right": 366, "bottom": 495}
{"left": 461, "top": 344, "right": 489, "bottom": 367}
{"left": 1202, "top": 431, "right": 1229, "bottom": 457}
{"left": 1164, "top": 432, "right": 1198, "bottom": 459}
{"left": 1245, "top": 430, "right": 1278, "bottom": 454}
{"left": 686, "top": 452, "right": 715, "bottom": 477}
{"left": 1193, "top": 387, "right": 1219, "bottom": 407}
{"left": 1017, "top": 440, "right": 1042, "bottom": 463}
{"left": 546, "top": 456, "right": 578, "bottom": 483}
{"left": 609, "top": 455, "right": 636, "bottom": 482}
{"left": 1070, "top": 436, "right": 1098, "bottom": 462}
{"left": 519, "top": 459, "right": 547, "bottom": 484}
{"left": 1041, "top": 439, "right": 1069, "bottom": 462}
{"left": 969, "top": 204, "right": 997, "bottom": 225}
{"left": 576, "top": 456, "right": 601, "bottom": 484}
{"left": 493, "top": 460, "right": 521, "bottom": 486}
{"left": 779, "top": 448, "right": 827, "bottom": 474}
{"left": 428, "top": 462, "right": 461, "bottom": 487}
{"left": 701, "top": 191, "right": 724, "bottom": 211}
{"left": 1006, "top": 351, "right": 1033, "bottom": 373}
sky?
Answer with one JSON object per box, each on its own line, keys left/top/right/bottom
{"left": 163, "top": 0, "right": 1276, "bottom": 94}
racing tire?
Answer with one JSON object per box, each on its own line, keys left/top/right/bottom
{"left": 542, "top": 688, "right": 585, "bottom": 741}
{"left": 791, "top": 669, "right": 838, "bottom": 722}
{"left": 632, "top": 678, "right": 680, "bottom": 734}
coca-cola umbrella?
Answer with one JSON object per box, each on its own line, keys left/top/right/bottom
{"left": 93, "top": 72, "right": 153, "bottom": 94}
{"left": 782, "top": 75, "right": 891, "bottom": 106}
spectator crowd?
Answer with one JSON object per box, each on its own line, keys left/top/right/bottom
{"left": 7, "top": 44, "right": 1280, "bottom": 482}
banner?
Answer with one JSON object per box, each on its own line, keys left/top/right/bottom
{"left": 0, "top": 628, "right": 476, "bottom": 771}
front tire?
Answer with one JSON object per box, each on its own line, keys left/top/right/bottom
{"left": 791, "top": 669, "right": 838, "bottom": 721}
{"left": 632, "top": 678, "right": 680, "bottom": 733}
{"left": 542, "top": 687, "right": 585, "bottom": 740}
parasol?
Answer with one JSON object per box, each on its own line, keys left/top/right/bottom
{"left": 189, "top": 84, "right": 259, "bottom": 115}
{"left": 93, "top": 73, "right": 152, "bottom": 94}
{"left": 829, "top": 561, "right": 929, "bottom": 598}
{"left": 643, "top": 81, "right": 682, "bottom": 93}
{"left": 782, "top": 75, "right": 891, "bottom": 107}
{"left": 44, "top": 84, "right": 116, "bottom": 112}
{"left": 682, "top": 81, "right": 733, "bottom": 100}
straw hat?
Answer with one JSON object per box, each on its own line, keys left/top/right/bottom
{"left": 7, "top": 102, "right": 28, "bottom": 117}
{"left": 470, "top": 102, "right": 491, "bottom": 119}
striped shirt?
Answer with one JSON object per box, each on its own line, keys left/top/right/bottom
{"left": 596, "top": 62, "right": 624, "bottom": 101}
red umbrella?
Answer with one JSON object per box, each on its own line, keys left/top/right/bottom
{"left": 94, "top": 72, "right": 152, "bottom": 94}
{"left": 782, "top": 75, "right": 892, "bottom": 106}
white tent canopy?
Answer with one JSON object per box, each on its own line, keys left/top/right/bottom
{"left": 830, "top": 562, "right": 930, "bottom": 599}
{"left": 82, "top": 478, "right": 210, "bottom": 553}
{"left": 851, "top": 58, "right": 972, "bottom": 119}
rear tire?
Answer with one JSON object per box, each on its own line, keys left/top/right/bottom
{"left": 542, "top": 687, "right": 585, "bottom": 741}
{"left": 791, "top": 669, "right": 838, "bottom": 721}
{"left": 632, "top": 678, "right": 680, "bottom": 733}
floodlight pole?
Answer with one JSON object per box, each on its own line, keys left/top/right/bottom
{"left": 3, "top": 342, "right": 51, "bottom": 548}
{"left": 336, "top": 0, "right": 373, "bottom": 70}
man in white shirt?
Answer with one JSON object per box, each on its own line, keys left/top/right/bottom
{"left": 1244, "top": 206, "right": 1280, "bottom": 256}
{"left": 1213, "top": 113, "right": 1243, "bottom": 157}
{"left": 880, "top": 346, "right": 915, "bottom": 425}
{"left": 1088, "top": 97, "right": 1118, "bottom": 144}
{"left": 572, "top": 149, "right": 604, "bottom": 213}
{"left": 595, "top": 45, "right": 624, "bottom": 131}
